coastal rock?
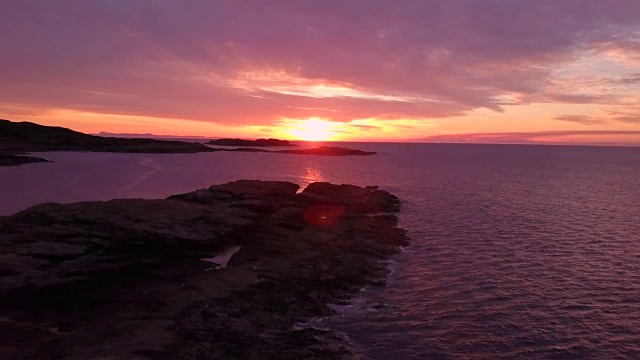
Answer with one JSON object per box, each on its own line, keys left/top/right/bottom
{"left": 299, "top": 182, "right": 401, "bottom": 213}
{"left": 0, "top": 199, "right": 253, "bottom": 293}
{"left": 0, "top": 181, "right": 408, "bottom": 360}
{"left": 168, "top": 180, "right": 300, "bottom": 209}
{"left": 209, "top": 180, "right": 300, "bottom": 201}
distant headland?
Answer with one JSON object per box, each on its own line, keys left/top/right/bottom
{"left": 0, "top": 119, "right": 214, "bottom": 154}
{"left": 0, "top": 119, "right": 376, "bottom": 166}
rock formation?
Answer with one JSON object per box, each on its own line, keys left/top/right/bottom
{"left": 0, "top": 180, "right": 408, "bottom": 359}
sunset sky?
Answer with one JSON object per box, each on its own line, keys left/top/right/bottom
{"left": 1, "top": 1, "right": 640, "bottom": 145}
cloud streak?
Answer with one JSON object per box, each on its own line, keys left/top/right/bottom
{"left": 554, "top": 115, "right": 608, "bottom": 125}
{"left": 424, "top": 130, "right": 640, "bottom": 145}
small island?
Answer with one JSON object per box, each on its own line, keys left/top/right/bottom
{"left": 1, "top": 180, "right": 408, "bottom": 359}
{"left": 278, "top": 146, "right": 376, "bottom": 156}
{"left": 207, "top": 138, "right": 296, "bottom": 147}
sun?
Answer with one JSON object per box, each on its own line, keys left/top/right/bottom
{"left": 287, "top": 118, "right": 337, "bottom": 141}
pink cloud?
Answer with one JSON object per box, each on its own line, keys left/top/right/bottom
{"left": 1, "top": 1, "right": 640, "bottom": 127}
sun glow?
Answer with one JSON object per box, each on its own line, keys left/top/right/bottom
{"left": 287, "top": 118, "right": 338, "bottom": 141}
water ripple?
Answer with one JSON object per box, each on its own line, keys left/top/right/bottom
{"left": 322, "top": 145, "right": 640, "bottom": 359}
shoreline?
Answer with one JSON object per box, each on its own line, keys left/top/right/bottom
{"left": 1, "top": 180, "right": 408, "bottom": 359}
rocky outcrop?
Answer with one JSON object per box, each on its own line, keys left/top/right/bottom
{"left": 208, "top": 138, "right": 296, "bottom": 147}
{"left": 298, "top": 182, "right": 400, "bottom": 213}
{"left": 168, "top": 180, "right": 300, "bottom": 212}
{"left": 0, "top": 180, "right": 408, "bottom": 360}
{"left": 0, "top": 154, "right": 51, "bottom": 166}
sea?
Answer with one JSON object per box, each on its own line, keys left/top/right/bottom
{"left": 2, "top": 143, "right": 640, "bottom": 359}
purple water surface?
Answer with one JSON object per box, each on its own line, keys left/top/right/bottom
{"left": 2, "top": 143, "right": 639, "bottom": 358}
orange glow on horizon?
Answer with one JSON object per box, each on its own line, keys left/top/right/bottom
{"left": 2, "top": 106, "right": 639, "bottom": 146}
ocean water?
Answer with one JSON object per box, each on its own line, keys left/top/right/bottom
{"left": 2, "top": 143, "right": 640, "bottom": 358}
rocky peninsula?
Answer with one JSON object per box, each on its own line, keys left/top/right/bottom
{"left": 1, "top": 180, "right": 408, "bottom": 359}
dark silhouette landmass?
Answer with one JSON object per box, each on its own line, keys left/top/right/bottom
{"left": 0, "top": 119, "right": 214, "bottom": 153}
{"left": 278, "top": 146, "right": 376, "bottom": 156}
{"left": 0, "top": 154, "right": 51, "bottom": 166}
{"left": 208, "top": 138, "right": 296, "bottom": 147}
{"left": 1, "top": 120, "right": 377, "bottom": 165}
{"left": 0, "top": 180, "right": 408, "bottom": 359}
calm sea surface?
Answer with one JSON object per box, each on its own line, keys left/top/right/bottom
{"left": 2, "top": 143, "right": 640, "bottom": 358}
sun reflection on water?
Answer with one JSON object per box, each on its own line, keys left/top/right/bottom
{"left": 299, "top": 163, "right": 325, "bottom": 190}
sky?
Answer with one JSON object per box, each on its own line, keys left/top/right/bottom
{"left": 1, "top": 1, "right": 640, "bottom": 145}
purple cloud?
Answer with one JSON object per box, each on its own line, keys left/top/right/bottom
{"left": 616, "top": 73, "right": 640, "bottom": 85}
{"left": 1, "top": 0, "right": 640, "bottom": 126}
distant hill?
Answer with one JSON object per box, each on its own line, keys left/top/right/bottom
{"left": 96, "top": 131, "right": 215, "bottom": 141}
{"left": 208, "top": 138, "right": 296, "bottom": 147}
{"left": 0, "top": 120, "right": 215, "bottom": 153}
{"left": 96, "top": 131, "right": 159, "bottom": 137}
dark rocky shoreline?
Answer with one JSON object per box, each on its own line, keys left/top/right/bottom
{"left": 1, "top": 180, "right": 408, "bottom": 359}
